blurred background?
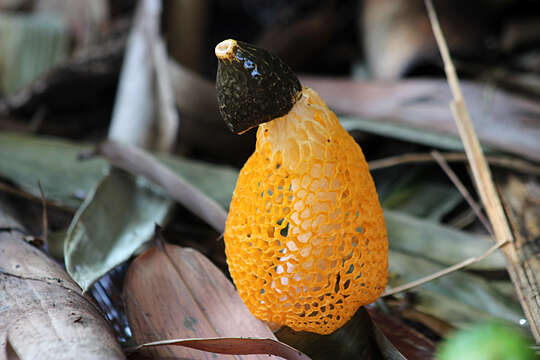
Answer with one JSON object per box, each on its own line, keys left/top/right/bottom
{"left": 2, "top": 0, "right": 540, "bottom": 165}
{"left": 0, "top": 0, "right": 539, "bottom": 358}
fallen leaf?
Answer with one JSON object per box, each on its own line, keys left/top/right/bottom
{"left": 0, "top": 133, "right": 106, "bottom": 209}
{"left": 0, "top": 201, "right": 124, "bottom": 359}
{"left": 133, "top": 337, "right": 311, "bottom": 360}
{"left": 64, "top": 168, "right": 172, "bottom": 291}
{"left": 124, "top": 239, "right": 296, "bottom": 359}
{"left": 368, "top": 305, "right": 436, "bottom": 360}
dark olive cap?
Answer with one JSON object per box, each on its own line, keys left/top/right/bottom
{"left": 215, "top": 39, "right": 302, "bottom": 134}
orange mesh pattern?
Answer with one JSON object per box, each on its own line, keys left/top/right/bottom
{"left": 225, "top": 87, "right": 388, "bottom": 334}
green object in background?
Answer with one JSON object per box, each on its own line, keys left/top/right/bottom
{"left": 436, "top": 322, "right": 536, "bottom": 360}
{"left": 0, "top": 12, "right": 68, "bottom": 94}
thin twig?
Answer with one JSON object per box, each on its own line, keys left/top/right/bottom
{"left": 431, "top": 150, "right": 494, "bottom": 237}
{"left": 0, "top": 181, "right": 71, "bottom": 212}
{"left": 368, "top": 152, "right": 540, "bottom": 175}
{"left": 383, "top": 239, "right": 509, "bottom": 297}
{"left": 96, "top": 140, "right": 227, "bottom": 233}
{"left": 425, "top": 0, "right": 512, "bottom": 243}
{"left": 425, "top": 0, "right": 539, "bottom": 341}
{"left": 37, "top": 182, "right": 48, "bottom": 244}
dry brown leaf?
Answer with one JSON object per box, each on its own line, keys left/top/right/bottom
{"left": 0, "top": 201, "right": 124, "bottom": 360}
{"left": 367, "top": 306, "right": 436, "bottom": 360}
{"left": 124, "top": 239, "right": 299, "bottom": 359}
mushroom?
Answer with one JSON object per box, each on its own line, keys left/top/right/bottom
{"left": 216, "top": 39, "right": 388, "bottom": 335}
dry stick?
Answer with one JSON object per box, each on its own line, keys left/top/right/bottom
{"left": 0, "top": 181, "right": 70, "bottom": 212}
{"left": 97, "top": 140, "right": 227, "bottom": 233}
{"left": 431, "top": 150, "right": 494, "bottom": 237}
{"left": 368, "top": 152, "right": 540, "bottom": 176}
{"left": 425, "top": 0, "right": 539, "bottom": 341}
{"left": 425, "top": 0, "right": 511, "bottom": 245}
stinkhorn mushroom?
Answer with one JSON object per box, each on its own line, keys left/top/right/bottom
{"left": 215, "top": 39, "right": 388, "bottom": 335}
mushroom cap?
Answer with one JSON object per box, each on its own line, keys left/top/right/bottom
{"left": 215, "top": 39, "right": 302, "bottom": 134}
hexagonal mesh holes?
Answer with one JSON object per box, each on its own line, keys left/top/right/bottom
{"left": 225, "top": 88, "right": 388, "bottom": 334}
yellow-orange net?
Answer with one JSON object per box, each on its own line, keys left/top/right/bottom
{"left": 225, "top": 87, "right": 388, "bottom": 334}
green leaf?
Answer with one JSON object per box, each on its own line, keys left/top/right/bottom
{"left": 65, "top": 168, "right": 172, "bottom": 291}
{"left": 0, "top": 133, "right": 106, "bottom": 209}
{"left": 385, "top": 210, "right": 505, "bottom": 270}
